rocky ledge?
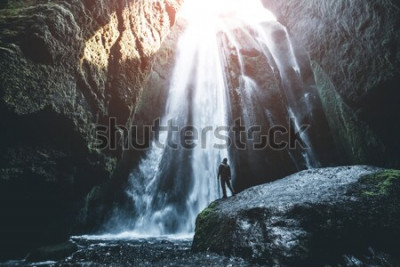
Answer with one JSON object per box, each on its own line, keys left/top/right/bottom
{"left": 192, "top": 166, "right": 400, "bottom": 266}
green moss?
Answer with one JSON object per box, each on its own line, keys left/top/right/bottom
{"left": 312, "top": 61, "right": 384, "bottom": 165}
{"left": 195, "top": 201, "right": 218, "bottom": 231}
{"left": 0, "top": 0, "right": 41, "bottom": 16}
{"left": 207, "top": 201, "right": 217, "bottom": 210}
{"left": 0, "top": 8, "right": 20, "bottom": 16}
{"left": 359, "top": 169, "right": 400, "bottom": 197}
{"left": 0, "top": 2, "right": 21, "bottom": 15}
{"left": 193, "top": 201, "right": 235, "bottom": 253}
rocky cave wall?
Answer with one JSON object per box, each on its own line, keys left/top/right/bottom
{"left": 262, "top": 0, "right": 400, "bottom": 168}
{"left": 1, "top": 0, "right": 400, "bottom": 260}
{"left": 0, "top": 0, "right": 182, "bottom": 259}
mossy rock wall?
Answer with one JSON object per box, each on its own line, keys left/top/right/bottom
{"left": 262, "top": 0, "right": 400, "bottom": 168}
{"left": 0, "top": 0, "right": 182, "bottom": 260}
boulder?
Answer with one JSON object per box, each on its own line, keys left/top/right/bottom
{"left": 192, "top": 166, "right": 400, "bottom": 266}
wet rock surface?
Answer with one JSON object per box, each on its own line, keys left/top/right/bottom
{"left": 0, "top": 237, "right": 254, "bottom": 267}
{"left": 218, "top": 21, "right": 337, "bottom": 190}
{"left": 262, "top": 0, "right": 400, "bottom": 167}
{"left": 193, "top": 166, "right": 400, "bottom": 266}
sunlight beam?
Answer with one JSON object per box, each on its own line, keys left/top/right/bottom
{"left": 178, "top": 0, "right": 277, "bottom": 26}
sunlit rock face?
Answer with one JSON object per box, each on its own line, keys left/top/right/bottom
{"left": 262, "top": 0, "right": 400, "bottom": 167}
{"left": 0, "top": 0, "right": 181, "bottom": 259}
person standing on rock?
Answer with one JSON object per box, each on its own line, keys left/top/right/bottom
{"left": 217, "top": 158, "right": 236, "bottom": 198}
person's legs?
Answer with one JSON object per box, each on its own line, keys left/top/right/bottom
{"left": 226, "top": 180, "right": 235, "bottom": 196}
{"left": 220, "top": 178, "right": 227, "bottom": 198}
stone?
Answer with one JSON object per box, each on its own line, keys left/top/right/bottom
{"left": 193, "top": 166, "right": 400, "bottom": 266}
{"left": 0, "top": 0, "right": 182, "bottom": 260}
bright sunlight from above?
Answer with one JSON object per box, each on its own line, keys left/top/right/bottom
{"left": 178, "top": 0, "right": 277, "bottom": 29}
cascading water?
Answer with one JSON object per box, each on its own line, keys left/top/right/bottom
{"left": 256, "top": 23, "right": 321, "bottom": 168}
{"left": 124, "top": 0, "right": 234, "bottom": 236}
{"left": 115, "top": 0, "right": 331, "bottom": 236}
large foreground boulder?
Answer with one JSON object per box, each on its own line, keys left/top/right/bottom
{"left": 192, "top": 166, "right": 400, "bottom": 266}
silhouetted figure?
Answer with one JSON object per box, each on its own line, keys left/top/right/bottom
{"left": 217, "top": 158, "right": 235, "bottom": 198}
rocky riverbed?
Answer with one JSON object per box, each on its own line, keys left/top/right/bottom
{"left": 1, "top": 166, "right": 400, "bottom": 267}
{"left": 0, "top": 235, "right": 254, "bottom": 267}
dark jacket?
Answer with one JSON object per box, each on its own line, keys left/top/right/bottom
{"left": 218, "top": 162, "right": 231, "bottom": 180}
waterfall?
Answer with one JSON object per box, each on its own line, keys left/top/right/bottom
{"left": 124, "top": 0, "right": 232, "bottom": 236}
{"left": 254, "top": 22, "right": 320, "bottom": 168}
{"left": 117, "top": 0, "right": 328, "bottom": 236}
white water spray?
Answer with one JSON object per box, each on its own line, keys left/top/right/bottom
{"left": 116, "top": 0, "right": 321, "bottom": 237}
{"left": 124, "top": 0, "right": 240, "bottom": 236}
